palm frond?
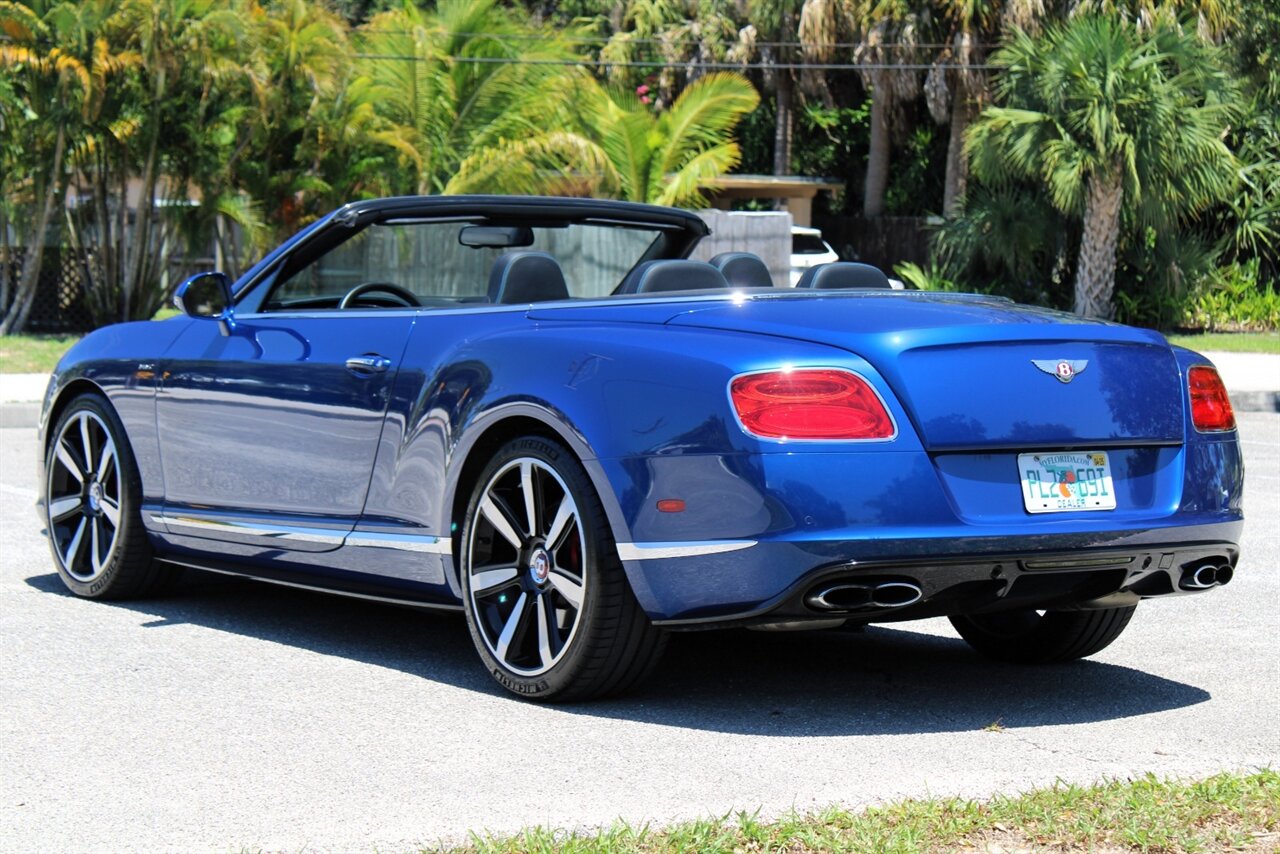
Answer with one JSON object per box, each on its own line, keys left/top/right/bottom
{"left": 653, "top": 72, "right": 758, "bottom": 180}
{"left": 655, "top": 142, "right": 741, "bottom": 207}
{"left": 444, "top": 131, "right": 617, "bottom": 198}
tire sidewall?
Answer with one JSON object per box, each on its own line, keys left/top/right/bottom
{"left": 459, "top": 436, "right": 613, "bottom": 700}
{"left": 44, "top": 393, "right": 146, "bottom": 598}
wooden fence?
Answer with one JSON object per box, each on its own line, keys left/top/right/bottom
{"left": 690, "top": 210, "right": 793, "bottom": 288}
{"left": 813, "top": 215, "right": 935, "bottom": 274}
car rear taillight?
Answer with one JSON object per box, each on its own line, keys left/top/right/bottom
{"left": 1188, "top": 365, "right": 1236, "bottom": 432}
{"left": 730, "top": 369, "right": 895, "bottom": 440}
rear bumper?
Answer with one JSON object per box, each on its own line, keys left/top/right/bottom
{"left": 622, "top": 520, "right": 1242, "bottom": 625}
{"left": 648, "top": 539, "right": 1240, "bottom": 628}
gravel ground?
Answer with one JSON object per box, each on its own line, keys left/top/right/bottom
{"left": 1, "top": 413, "right": 1277, "bottom": 853}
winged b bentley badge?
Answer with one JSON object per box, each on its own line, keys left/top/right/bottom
{"left": 1032, "top": 359, "right": 1089, "bottom": 384}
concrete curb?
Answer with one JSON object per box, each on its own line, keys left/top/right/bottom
{"left": 2, "top": 391, "right": 1275, "bottom": 431}
{"left": 1, "top": 403, "right": 41, "bottom": 430}
{"left": 1229, "top": 391, "right": 1280, "bottom": 414}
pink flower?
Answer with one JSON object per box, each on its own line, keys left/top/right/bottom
{"left": 636, "top": 84, "right": 650, "bottom": 95}
{"left": 640, "top": 95, "right": 651, "bottom": 104}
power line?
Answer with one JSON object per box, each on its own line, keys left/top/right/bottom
{"left": 362, "top": 30, "right": 999, "bottom": 50}
{"left": 356, "top": 53, "right": 996, "bottom": 71}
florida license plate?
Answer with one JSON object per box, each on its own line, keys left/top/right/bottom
{"left": 1018, "top": 451, "right": 1116, "bottom": 513}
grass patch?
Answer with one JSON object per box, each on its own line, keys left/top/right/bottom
{"left": 453, "top": 770, "right": 1279, "bottom": 853}
{"left": 1166, "top": 332, "right": 1280, "bottom": 354}
{"left": 0, "top": 333, "right": 81, "bottom": 374}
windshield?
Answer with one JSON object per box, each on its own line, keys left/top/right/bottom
{"left": 267, "top": 220, "right": 664, "bottom": 310}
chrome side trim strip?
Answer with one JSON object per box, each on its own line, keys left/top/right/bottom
{"left": 156, "top": 559, "right": 463, "bottom": 612}
{"left": 616, "top": 540, "right": 757, "bottom": 560}
{"left": 152, "top": 514, "right": 346, "bottom": 546}
{"left": 345, "top": 532, "right": 452, "bottom": 554}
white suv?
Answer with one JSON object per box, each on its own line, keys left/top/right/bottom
{"left": 789, "top": 226, "right": 839, "bottom": 286}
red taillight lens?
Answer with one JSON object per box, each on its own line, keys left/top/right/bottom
{"left": 730, "top": 369, "right": 895, "bottom": 440}
{"left": 1188, "top": 365, "right": 1236, "bottom": 432}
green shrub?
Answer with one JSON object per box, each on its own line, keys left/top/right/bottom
{"left": 893, "top": 261, "right": 979, "bottom": 293}
{"left": 1181, "top": 259, "right": 1280, "bottom": 331}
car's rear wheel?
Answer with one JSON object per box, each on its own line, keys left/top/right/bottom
{"left": 45, "top": 393, "right": 168, "bottom": 599}
{"left": 460, "top": 436, "right": 665, "bottom": 701}
{"left": 949, "top": 605, "right": 1136, "bottom": 664}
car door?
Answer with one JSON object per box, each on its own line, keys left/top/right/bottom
{"left": 154, "top": 223, "right": 419, "bottom": 554}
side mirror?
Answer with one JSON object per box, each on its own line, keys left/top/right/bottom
{"left": 175, "top": 271, "right": 235, "bottom": 336}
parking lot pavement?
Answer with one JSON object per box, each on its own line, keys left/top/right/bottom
{"left": 1, "top": 413, "right": 1277, "bottom": 853}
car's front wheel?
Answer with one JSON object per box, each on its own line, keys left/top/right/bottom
{"left": 950, "top": 605, "right": 1136, "bottom": 664}
{"left": 44, "top": 393, "right": 168, "bottom": 599}
{"left": 460, "top": 436, "right": 665, "bottom": 701}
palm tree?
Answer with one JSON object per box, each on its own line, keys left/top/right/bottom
{"left": 241, "top": 0, "right": 351, "bottom": 235}
{"left": 602, "top": 0, "right": 806, "bottom": 177}
{"left": 736, "top": 0, "right": 805, "bottom": 177}
{"left": 923, "top": 0, "right": 1009, "bottom": 217}
{"left": 808, "top": 0, "right": 924, "bottom": 218}
{"left": 599, "top": 0, "right": 741, "bottom": 110}
{"left": 967, "top": 13, "right": 1240, "bottom": 318}
{"left": 67, "top": 0, "right": 255, "bottom": 322}
{"left": 357, "top": 0, "right": 586, "bottom": 197}
{"left": 0, "top": 1, "right": 92, "bottom": 334}
{"left": 925, "top": 0, "right": 1234, "bottom": 220}
{"left": 447, "top": 72, "right": 759, "bottom": 207}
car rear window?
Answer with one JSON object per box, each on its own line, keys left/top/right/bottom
{"left": 792, "top": 234, "right": 831, "bottom": 254}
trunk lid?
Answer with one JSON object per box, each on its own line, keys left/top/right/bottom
{"left": 664, "top": 291, "right": 1184, "bottom": 450}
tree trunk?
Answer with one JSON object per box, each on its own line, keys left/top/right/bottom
{"left": 942, "top": 91, "right": 973, "bottom": 218}
{"left": 773, "top": 73, "right": 793, "bottom": 177}
{"left": 124, "top": 69, "right": 166, "bottom": 322}
{"left": 863, "top": 72, "right": 891, "bottom": 218}
{"left": 0, "top": 206, "right": 11, "bottom": 315}
{"left": 1074, "top": 163, "right": 1125, "bottom": 319}
{"left": 1, "top": 122, "right": 67, "bottom": 335}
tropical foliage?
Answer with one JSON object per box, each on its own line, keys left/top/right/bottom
{"left": 448, "top": 73, "right": 759, "bottom": 206}
{"left": 966, "top": 13, "right": 1240, "bottom": 318}
{"left": 2, "top": 0, "right": 1277, "bottom": 334}
{"left": 0, "top": 0, "right": 757, "bottom": 332}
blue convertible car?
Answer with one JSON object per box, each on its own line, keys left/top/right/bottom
{"left": 38, "top": 196, "right": 1243, "bottom": 700}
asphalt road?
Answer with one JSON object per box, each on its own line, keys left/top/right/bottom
{"left": 2, "top": 414, "right": 1277, "bottom": 853}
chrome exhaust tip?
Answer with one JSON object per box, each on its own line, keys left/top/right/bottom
{"left": 806, "top": 583, "right": 872, "bottom": 611}
{"left": 871, "top": 581, "right": 923, "bottom": 608}
{"left": 1214, "top": 564, "right": 1234, "bottom": 586}
{"left": 806, "top": 581, "right": 923, "bottom": 611}
{"left": 1181, "top": 563, "right": 1220, "bottom": 590}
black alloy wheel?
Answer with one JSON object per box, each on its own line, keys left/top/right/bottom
{"left": 45, "top": 394, "right": 167, "bottom": 598}
{"left": 460, "top": 436, "right": 665, "bottom": 701}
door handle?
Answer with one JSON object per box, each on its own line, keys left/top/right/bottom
{"left": 346, "top": 354, "right": 392, "bottom": 374}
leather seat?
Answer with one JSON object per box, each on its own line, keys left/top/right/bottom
{"left": 487, "top": 251, "right": 570, "bottom": 304}
{"left": 708, "top": 252, "right": 775, "bottom": 289}
{"left": 795, "top": 262, "right": 892, "bottom": 289}
{"left": 615, "top": 260, "right": 729, "bottom": 295}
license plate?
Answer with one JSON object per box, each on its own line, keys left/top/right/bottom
{"left": 1018, "top": 451, "right": 1116, "bottom": 513}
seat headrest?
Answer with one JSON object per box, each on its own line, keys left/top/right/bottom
{"left": 708, "top": 252, "right": 775, "bottom": 289}
{"left": 795, "top": 262, "right": 892, "bottom": 290}
{"left": 487, "top": 251, "right": 570, "bottom": 304}
{"left": 616, "top": 260, "right": 729, "bottom": 295}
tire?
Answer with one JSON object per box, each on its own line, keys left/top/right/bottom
{"left": 44, "top": 393, "right": 168, "bottom": 599}
{"left": 949, "top": 605, "right": 1136, "bottom": 664}
{"left": 460, "top": 435, "right": 666, "bottom": 701}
